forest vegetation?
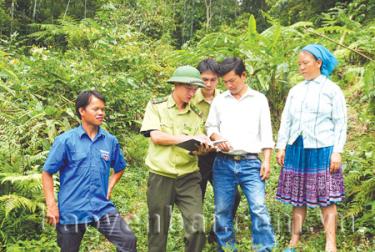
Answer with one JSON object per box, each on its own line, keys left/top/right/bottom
{"left": 0, "top": 0, "right": 374, "bottom": 251}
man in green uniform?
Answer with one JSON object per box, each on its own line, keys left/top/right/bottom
{"left": 191, "top": 58, "right": 241, "bottom": 243}
{"left": 140, "top": 65, "right": 212, "bottom": 252}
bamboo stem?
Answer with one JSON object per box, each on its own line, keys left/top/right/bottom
{"left": 306, "top": 28, "right": 374, "bottom": 61}
{"left": 63, "top": 0, "right": 71, "bottom": 19}
{"left": 84, "top": 0, "right": 87, "bottom": 19}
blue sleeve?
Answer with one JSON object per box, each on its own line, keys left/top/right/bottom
{"left": 43, "top": 136, "right": 66, "bottom": 174}
{"left": 111, "top": 137, "right": 127, "bottom": 173}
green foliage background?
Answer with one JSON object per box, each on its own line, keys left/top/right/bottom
{"left": 0, "top": 0, "right": 374, "bottom": 251}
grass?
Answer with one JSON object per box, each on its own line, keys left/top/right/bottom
{"left": 75, "top": 135, "right": 373, "bottom": 251}
{"left": 10, "top": 134, "right": 371, "bottom": 251}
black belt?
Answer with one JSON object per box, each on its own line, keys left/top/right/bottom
{"left": 217, "top": 152, "right": 259, "bottom": 161}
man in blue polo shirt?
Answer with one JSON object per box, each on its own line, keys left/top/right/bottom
{"left": 42, "top": 90, "right": 137, "bottom": 252}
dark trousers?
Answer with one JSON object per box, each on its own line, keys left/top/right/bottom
{"left": 147, "top": 172, "right": 206, "bottom": 252}
{"left": 198, "top": 153, "right": 241, "bottom": 235}
{"left": 56, "top": 212, "right": 137, "bottom": 252}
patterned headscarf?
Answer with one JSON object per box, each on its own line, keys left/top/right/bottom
{"left": 302, "top": 44, "right": 338, "bottom": 77}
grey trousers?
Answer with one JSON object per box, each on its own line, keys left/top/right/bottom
{"left": 56, "top": 212, "right": 137, "bottom": 252}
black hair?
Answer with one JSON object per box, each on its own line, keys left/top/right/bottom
{"left": 219, "top": 57, "right": 246, "bottom": 76}
{"left": 197, "top": 58, "right": 219, "bottom": 75}
{"left": 75, "top": 90, "right": 106, "bottom": 119}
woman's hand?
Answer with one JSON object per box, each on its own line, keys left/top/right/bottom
{"left": 276, "top": 149, "right": 285, "bottom": 166}
{"left": 330, "top": 152, "right": 341, "bottom": 173}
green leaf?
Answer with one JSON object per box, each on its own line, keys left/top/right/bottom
{"left": 247, "top": 15, "right": 257, "bottom": 37}
{"left": 0, "top": 195, "right": 38, "bottom": 217}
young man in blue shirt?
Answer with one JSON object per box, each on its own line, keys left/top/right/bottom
{"left": 42, "top": 90, "right": 137, "bottom": 252}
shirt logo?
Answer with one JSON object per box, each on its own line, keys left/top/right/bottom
{"left": 100, "top": 150, "right": 110, "bottom": 161}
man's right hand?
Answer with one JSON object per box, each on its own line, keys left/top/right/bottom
{"left": 190, "top": 135, "right": 216, "bottom": 155}
{"left": 216, "top": 141, "right": 232, "bottom": 152}
{"left": 276, "top": 149, "right": 285, "bottom": 166}
{"left": 46, "top": 202, "right": 59, "bottom": 225}
{"left": 209, "top": 133, "right": 232, "bottom": 152}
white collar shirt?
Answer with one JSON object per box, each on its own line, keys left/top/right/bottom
{"left": 206, "top": 87, "right": 274, "bottom": 154}
{"left": 276, "top": 75, "right": 347, "bottom": 152}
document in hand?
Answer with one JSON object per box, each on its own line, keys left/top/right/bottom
{"left": 176, "top": 139, "right": 202, "bottom": 152}
{"left": 175, "top": 139, "right": 226, "bottom": 152}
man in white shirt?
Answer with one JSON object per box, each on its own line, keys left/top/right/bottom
{"left": 206, "top": 57, "right": 275, "bottom": 252}
{"left": 192, "top": 58, "right": 241, "bottom": 244}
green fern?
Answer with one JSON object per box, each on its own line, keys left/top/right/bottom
{"left": 0, "top": 194, "right": 39, "bottom": 217}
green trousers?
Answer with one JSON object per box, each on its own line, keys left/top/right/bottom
{"left": 147, "top": 172, "right": 206, "bottom": 252}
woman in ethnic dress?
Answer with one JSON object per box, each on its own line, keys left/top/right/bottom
{"left": 276, "top": 44, "right": 347, "bottom": 252}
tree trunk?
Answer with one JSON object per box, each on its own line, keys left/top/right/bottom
{"left": 204, "top": 0, "right": 212, "bottom": 30}
{"left": 10, "top": 0, "right": 15, "bottom": 34}
{"left": 84, "top": 0, "right": 87, "bottom": 19}
{"left": 32, "top": 0, "right": 37, "bottom": 21}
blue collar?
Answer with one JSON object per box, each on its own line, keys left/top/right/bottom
{"left": 77, "top": 125, "right": 105, "bottom": 140}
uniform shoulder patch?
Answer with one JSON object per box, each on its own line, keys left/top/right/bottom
{"left": 190, "top": 104, "right": 203, "bottom": 118}
{"left": 152, "top": 96, "right": 168, "bottom": 104}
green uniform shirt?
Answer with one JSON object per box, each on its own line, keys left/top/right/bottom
{"left": 190, "top": 88, "right": 221, "bottom": 122}
{"left": 140, "top": 95, "right": 204, "bottom": 178}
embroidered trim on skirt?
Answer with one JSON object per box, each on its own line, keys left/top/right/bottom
{"left": 276, "top": 136, "right": 344, "bottom": 208}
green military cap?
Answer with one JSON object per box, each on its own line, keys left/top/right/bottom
{"left": 167, "top": 65, "right": 206, "bottom": 88}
